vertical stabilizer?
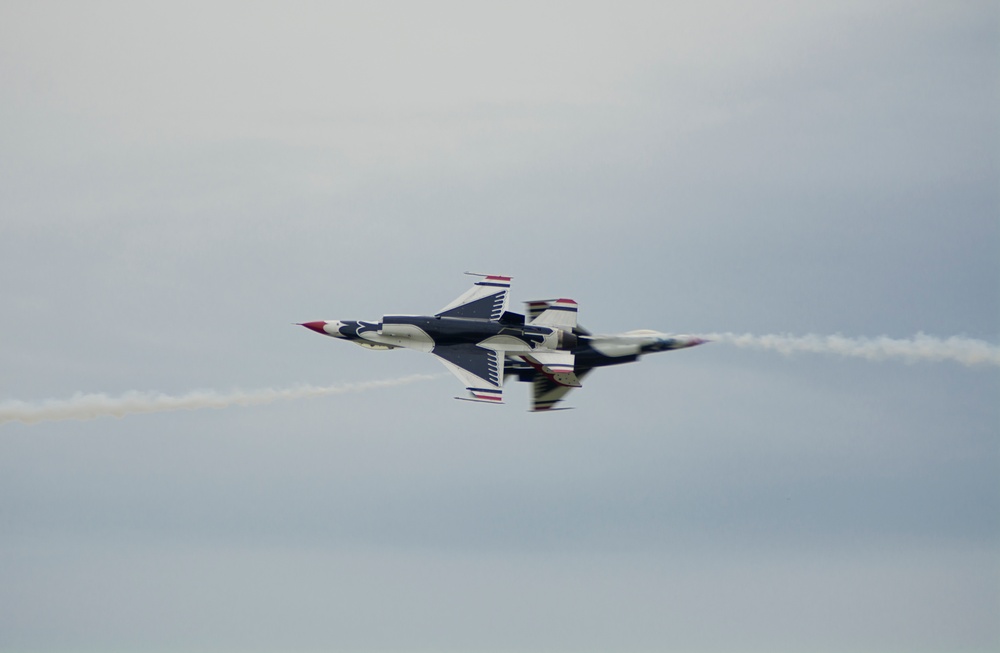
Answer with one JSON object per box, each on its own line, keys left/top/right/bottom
{"left": 528, "top": 298, "right": 578, "bottom": 331}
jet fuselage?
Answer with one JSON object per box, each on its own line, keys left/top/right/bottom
{"left": 302, "top": 317, "right": 703, "bottom": 371}
{"left": 299, "top": 274, "right": 706, "bottom": 410}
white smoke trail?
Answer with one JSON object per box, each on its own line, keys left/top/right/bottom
{"left": 0, "top": 374, "right": 438, "bottom": 426}
{"left": 702, "top": 332, "right": 1000, "bottom": 367}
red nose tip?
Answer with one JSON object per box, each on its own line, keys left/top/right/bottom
{"left": 299, "top": 321, "right": 328, "bottom": 335}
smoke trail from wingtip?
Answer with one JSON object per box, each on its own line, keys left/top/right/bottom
{"left": 701, "top": 332, "right": 1000, "bottom": 367}
{"left": 0, "top": 374, "right": 439, "bottom": 426}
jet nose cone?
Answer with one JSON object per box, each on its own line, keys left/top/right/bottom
{"left": 299, "top": 321, "right": 330, "bottom": 335}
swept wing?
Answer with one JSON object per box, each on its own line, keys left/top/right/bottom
{"left": 436, "top": 274, "right": 511, "bottom": 321}
{"left": 433, "top": 344, "right": 505, "bottom": 403}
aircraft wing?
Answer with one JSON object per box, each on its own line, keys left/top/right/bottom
{"left": 436, "top": 274, "right": 511, "bottom": 321}
{"left": 532, "top": 368, "right": 592, "bottom": 411}
{"left": 433, "top": 344, "right": 505, "bottom": 403}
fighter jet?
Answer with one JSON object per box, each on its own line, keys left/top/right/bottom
{"left": 299, "top": 273, "right": 706, "bottom": 411}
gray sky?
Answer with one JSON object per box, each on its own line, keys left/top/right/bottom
{"left": 1, "top": 1, "right": 997, "bottom": 651}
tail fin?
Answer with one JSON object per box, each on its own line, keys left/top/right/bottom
{"left": 528, "top": 298, "right": 578, "bottom": 331}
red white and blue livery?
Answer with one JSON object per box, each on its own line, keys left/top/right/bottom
{"left": 299, "top": 273, "right": 706, "bottom": 411}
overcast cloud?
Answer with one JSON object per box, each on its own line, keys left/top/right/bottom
{"left": 1, "top": 2, "right": 997, "bottom": 652}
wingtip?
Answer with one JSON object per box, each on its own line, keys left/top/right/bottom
{"left": 454, "top": 396, "right": 505, "bottom": 405}
{"left": 465, "top": 271, "right": 512, "bottom": 281}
